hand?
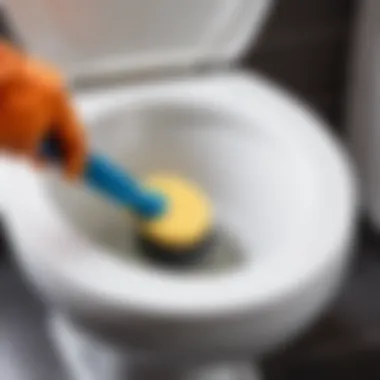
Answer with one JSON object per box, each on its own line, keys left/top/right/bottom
{"left": 0, "top": 40, "right": 87, "bottom": 179}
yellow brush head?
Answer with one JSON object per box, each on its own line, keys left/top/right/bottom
{"left": 138, "top": 173, "right": 213, "bottom": 254}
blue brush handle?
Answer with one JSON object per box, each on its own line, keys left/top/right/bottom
{"left": 40, "top": 134, "right": 166, "bottom": 219}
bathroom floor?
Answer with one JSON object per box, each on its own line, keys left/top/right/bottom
{"left": 0, "top": 222, "right": 380, "bottom": 380}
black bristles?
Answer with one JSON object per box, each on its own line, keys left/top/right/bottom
{"left": 136, "top": 231, "right": 215, "bottom": 267}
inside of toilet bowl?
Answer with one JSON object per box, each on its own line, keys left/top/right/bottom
{"left": 44, "top": 99, "right": 318, "bottom": 276}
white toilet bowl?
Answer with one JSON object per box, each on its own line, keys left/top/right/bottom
{"left": 0, "top": 73, "right": 356, "bottom": 379}
{"left": 1, "top": 1, "right": 356, "bottom": 379}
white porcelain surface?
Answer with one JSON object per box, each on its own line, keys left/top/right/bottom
{"left": 50, "top": 313, "right": 262, "bottom": 380}
{"left": 0, "top": 73, "right": 356, "bottom": 361}
{"left": 0, "top": 1, "right": 356, "bottom": 378}
{"left": 3, "top": 0, "right": 273, "bottom": 82}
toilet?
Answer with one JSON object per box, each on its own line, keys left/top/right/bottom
{"left": 0, "top": 1, "right": 356, "bottom": 380}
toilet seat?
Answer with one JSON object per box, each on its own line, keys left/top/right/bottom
{"left": 0, "top": 72, "right": 355, "bottom": 321}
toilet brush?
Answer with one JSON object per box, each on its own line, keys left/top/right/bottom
{"left": 41, "top": 133, "right": 214, "bottom": 265}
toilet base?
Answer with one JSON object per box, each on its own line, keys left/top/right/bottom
{"left": 48, "top": 313, "right": 262, "bottom": 380}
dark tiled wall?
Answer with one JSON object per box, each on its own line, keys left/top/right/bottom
{"left": 244, "top": 0, "right": 357, "bottom": 130}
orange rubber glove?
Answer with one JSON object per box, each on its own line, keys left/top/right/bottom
{"left": 0, "top": 40, "right": 87, "bottom": 179}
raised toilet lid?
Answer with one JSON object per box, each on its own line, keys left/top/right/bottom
{"left": 3, "top": 0, "right": 273, "bottom": 82}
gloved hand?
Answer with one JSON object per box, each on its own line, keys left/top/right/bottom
{"left": 0, "top": 40, "right": 87, "bottom": 179}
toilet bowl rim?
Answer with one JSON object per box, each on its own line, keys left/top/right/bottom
{"left": 1, "top": 73, "right": 357, "bottom": 318}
